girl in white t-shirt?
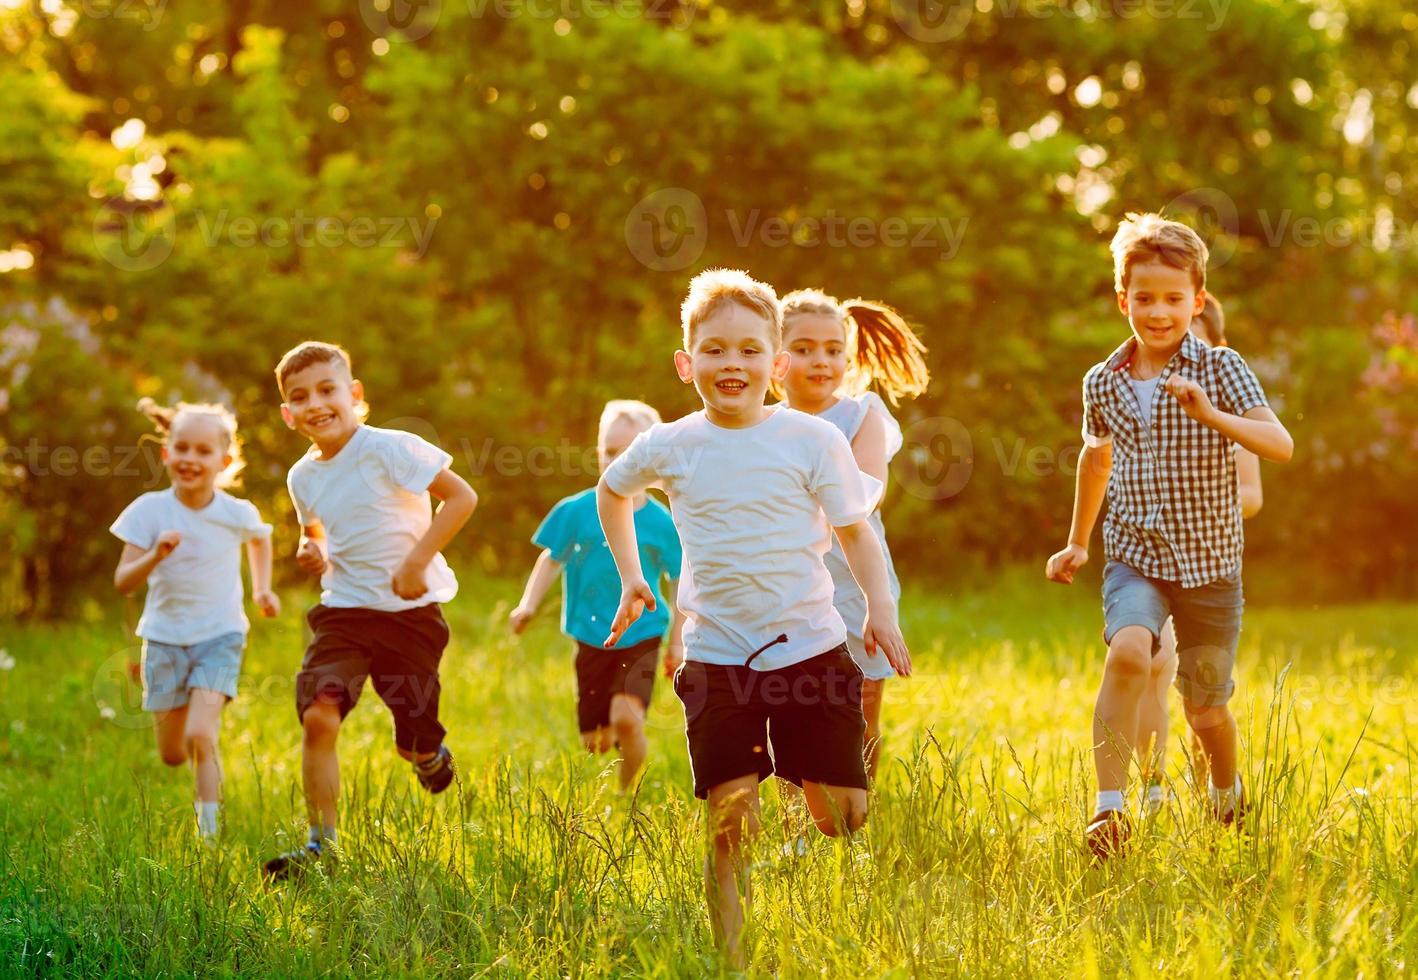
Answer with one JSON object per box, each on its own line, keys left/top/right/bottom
{"left": 776, "top": 288, "right": 931, "bottom": 781}
{"left": 111, "top": 399, "right": 280, "bottom": 842}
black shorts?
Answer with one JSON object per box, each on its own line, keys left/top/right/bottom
{"left": 673, "top": 645, "right": 867, "bottom": 800}
{"left": 296, "top": 603, "right": 450, "bottom": 753}
{"left": 574, "top": 637, "right": 658, "bottom": 732}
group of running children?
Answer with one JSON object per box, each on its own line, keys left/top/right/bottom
{"left": 109, "top": 212, "right": 1292, "bottom": 964}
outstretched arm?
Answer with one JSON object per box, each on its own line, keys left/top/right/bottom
{"left": 834, "top": 520, "right": 911, "bottom": 677}
{"left": 510, "top": 549, "right": 563, "bottom": 634}
{"left": 1046, "top": 441, "right": 1112, "bottom": 584}
{"left": 597, "top": 478, "right": 655, "bottom": 648}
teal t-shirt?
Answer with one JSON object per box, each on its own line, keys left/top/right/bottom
{"left": 532, "top": 487, "right": 682, "bottom": 649}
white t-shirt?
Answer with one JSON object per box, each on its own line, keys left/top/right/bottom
{"left": 287, "top": 425, "right": 458, "bottom": 612}
{"left": 603, "top": 406, "right": 882, "bottom": 671}
{"left": 1132, "top": 374, "right": 1162, "bottom": 427}
{"left": 110, "top": 488, "right": 272, "bottom": 645}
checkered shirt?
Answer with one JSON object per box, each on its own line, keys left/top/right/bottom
{"left": 1082, "top": 331, "right": 1269, "bottom": 588}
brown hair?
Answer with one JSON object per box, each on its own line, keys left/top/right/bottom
{"left": 680, "top": 268, "right": 781, "bottom": 351}
{"left": 1110, "top": 212, "right": 1209, "bottom": 293}
{"left": 274, "top": 340, "right": 369, "bottom": 419}
{"left": 1193, "top": 293, "right": 1227, "bottom": 347}
{"left": 780, "top": 289, "right": 931, "bottom": 405}
{"left": 137, "top": 397, "right": 245, "bottom": 488}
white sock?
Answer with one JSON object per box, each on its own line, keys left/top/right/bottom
{"left": 1209, "top": 775, "right": 1242, "bottom": 816}
{"left": 308, "top": 825, "right": 337, "bottom": 849}
{"left": 1095, "top": 790, "right": 1125, "bottom": 815}
{"left": 195, "top": 802, "right": 220, "bottom": 839}
{"left": 1145, "top": 783, "right": 1165, "bottom": 808}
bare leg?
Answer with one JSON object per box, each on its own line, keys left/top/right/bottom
{"left": 154, "top": 706, "right": 190, "bottom": 767}
{"left": 1093, "top": 626, "right": 1153, "bottom": 797}
{"left": 705, "top": 774, "right": 761, "bottom": 971}
{"left": 1136, "top": 620, "right": 1177, "bottom": 789}
{"left": 1185, "top": 702, "right": 1238, "bottom": 804}
{"left": 801, "top": 781, "right": 868, "bottom": 837}
{"left": 609, "top": 693, "right": 648, "bottom": 792}
{"left": 183, "top": 689, "right": 228, "bottom": 803}
{"left": 861, "top": 678, "right": 886, "bottom": 781}
{"left": 301, "top": 697, "right": 343, "bottom": 831}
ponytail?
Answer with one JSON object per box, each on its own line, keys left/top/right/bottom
{"left": 843, "top": 300, "right": 930, "bottom": 404}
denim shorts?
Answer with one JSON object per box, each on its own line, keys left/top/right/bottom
{"left": 140, "top": 631, "right": 246, "bottom": 711}
{"left": 1101, "top": 560, "right": 1244, "bottom": 707}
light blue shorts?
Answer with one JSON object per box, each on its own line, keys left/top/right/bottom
{"left": 140, "top": 631, "right": 246, "bottom": 711}
{"left": 1101, "top": 561, "right": 1244, "bottom": 707}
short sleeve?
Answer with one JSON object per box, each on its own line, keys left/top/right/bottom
{"left": 1212, "top": 348, "right": 1268, "bottom": 417}
{"left": 110, "top": 495, "right": 156, "bottom": 550}
{"left": 858, "top": 393, "right": 904, "bottom": 461}
{"left": 380, "top": 430, "right": 453, "bottom": 495}
{"left": 810, "top": 427, "right": 883, "bottom": 527}
{"left": 287, "top": 468, "right": 315, "bottom": 527}
{"left": 648, "top": 506, "right": 684, "bottom": 581}
{"left": 532, "top": 496, "right": 580, "bottom": 564}
{"left": 1082, "top": 368, "right": 1112, "bottom": 448}
{"left": 603, "top": 426, "right": 662, "bottom": 498}
{"left": 235, "top": 498, "right": 273, "bottom": 542}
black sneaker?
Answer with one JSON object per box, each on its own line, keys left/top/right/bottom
{"left": 262, "top": 842, "right": 324, "bottom": 881}
{"left": 415, "top": 745, "right": 455, "bottom": 794}
{"left": 1085, "top": 808, "right": 1131, "bottom": 864}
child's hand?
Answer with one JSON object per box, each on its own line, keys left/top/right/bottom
{"left": 604, "top": 578, "right": 655, "bottom": 648}
{"left": 663, "top": 640, "right": 685, "bottom": 678}
{"left": 509, "top": 604, "right": 535, "bottom": 635}
{"left": 153, "top": 530, "right": 181, "bottom": 561}
{"left": 864, "top": 612, "right": 911, "bottom": 678}
{"left": 296, "top": 538, "right": 328, "bottom": 576}
{"left": 127, "top": 659, "right": 141, "bottom": 684}
{"left": 1046, "top": 544, "right": 1088, "bottom": 584}
{"left": 392, "top": 558, "right": 428, "bottom": 600}
{"left": 254, "top": 589, "right": 281, "bottom": 618}
{"left": 1165, "top": 375, "right": 1216, "bottom": 424}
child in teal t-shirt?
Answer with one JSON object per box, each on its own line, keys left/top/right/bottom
{"left": 510, "top": 400, "right": 684, "bottom": 791}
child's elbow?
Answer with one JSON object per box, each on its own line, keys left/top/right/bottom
{"left": 1241, "top": 489, "right": 1263, "bottom": 519}
{"left": 1270, "top": 432, "right": 1294, "bottom": 464}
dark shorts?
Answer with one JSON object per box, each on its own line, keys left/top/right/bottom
{"left": 1102, "top": 560, "right": 1245, "bottom": 707}
{"left": 574, "top": 637, "right": 658, "bottom": 732}
{"left": 296, "top": 603, "right": 450, "bottom": 753}
{"left": 673, "top": 645, "right": 867, "bottom": 800}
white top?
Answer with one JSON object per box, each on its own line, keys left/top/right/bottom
{"left": 816, "top": 393, "right": 902, "bottom": 609}
{"left": 287, "top": 425, "right": 458, "bottom": 611}
{"left": 110, "top": 488, "right": 272, "bottom": 645}
{"left": 603, "top": 406, "right": 882, "bottom": 670}
{"left": 1132, "top": 374, "right": 1162, "bottom": 428}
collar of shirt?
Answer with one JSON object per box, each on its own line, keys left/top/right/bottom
{"left": 1104, "top": 331, "right": 1207, "bottom": 375}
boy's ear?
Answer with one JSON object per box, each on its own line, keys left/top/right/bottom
{"left": 280, "top": 405, "right": 296, "bottom": 430}
{"left": 350, "top": 378, "right": 365, "bottom": 404}
{"left": 673, "top": 350, "right": 694, "bottom": 383}
{"left": 771, "top": 350, "right": 791, "bottom": 381}
{"left": 1192, "top": 288, "right": 1207, "bottom": 317}
{"left": 1116, "top": 290, "right": 1130, "bottom": 316}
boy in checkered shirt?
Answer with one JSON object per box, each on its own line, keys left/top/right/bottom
{"left": 1046, "top": 213, "right": 1294, "bottom": 862}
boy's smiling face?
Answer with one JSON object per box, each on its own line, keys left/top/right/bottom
{"left": 280, "top": 360, "right": 364, "bottom": 451}
{"left": 1118, "top": 261, "right": 1207, "bottom": 365}
{"left": 674, "top": 302, "right": 789, "bottom": 428}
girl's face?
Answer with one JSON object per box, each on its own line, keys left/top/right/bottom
{"left": 598, "top": 415, "right": 647, "bottom": 474}
{"left": 782, "top": 313, "right": 848, "bottom": 406}
{"left": 163, "top": 413, "right": 230, "bottom": 494}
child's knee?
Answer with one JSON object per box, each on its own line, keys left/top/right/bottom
{"left": 159, "top": 747, "right": 188, "bottom": 767}
{"left": 1103, "top": 635, "right": 1151, "bottom": 682}
{"left": 302, "top": 699, "right": 342, "bottom": 744}
{"left": 1184, "top": 702, "right": 1231, "bottom": 730}
{"left": 814, "top": 806, "right": 867, "bottom": 838}
{"left": 185, "top": 729, "right": 218, "bottom": 760}
{"left": 610, "top": 707, "right": 643, "bottom": 745}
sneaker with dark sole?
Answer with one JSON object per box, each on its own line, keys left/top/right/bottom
{"left": 1085, "top": 808, "right": 1132, "bottom": 864}
{"left": 1220, "top": 783, "right": 1249, "bottom": 829}
{"left": 262, "top": 842, "right": 324, "bottom": 881}
{"left": 415, "top": 744, "right": 455, "bottom": 794}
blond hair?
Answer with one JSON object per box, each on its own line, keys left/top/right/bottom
{"left": 137, "top": 397, "right": 245, "bottom": 488}
{"left": 680, "top": 268, "right": 781, "bottom": 351}
{"left": 1110, "top": 212, "right": 1209, "bottom": 292}
{"left": 779, "top": 288, "right": 931, "bottom": 405}
{"left": 1193, "top": 293, "right": 1227, "bottom": 347}
{"left": 598, "top": 399, "right": 661, "bottom": 448}
{"left": 274, "top": 340, "right": 370, "bottom": 419}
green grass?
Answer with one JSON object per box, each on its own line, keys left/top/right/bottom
{"left": 3, "top": 572, "right": 1418, "bottom": 977}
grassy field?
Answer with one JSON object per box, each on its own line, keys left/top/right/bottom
{"left": 3, "top": 571, "right": 1418, "bottom": 977}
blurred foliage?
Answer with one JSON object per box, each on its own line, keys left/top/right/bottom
{"left": 1, "top": 0, "right": 1415, "bottom": 616}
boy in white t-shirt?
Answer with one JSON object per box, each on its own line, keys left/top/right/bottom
{"left": 261, "top": 342, "right": 478, "bottom": 880}
{"left": 598, "top": 269, "right": 911, "bottom": 968}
